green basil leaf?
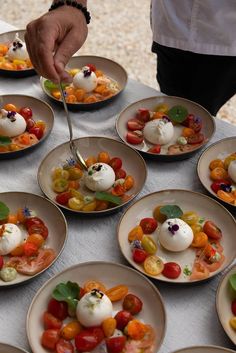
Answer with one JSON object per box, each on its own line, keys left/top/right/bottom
{"left": 44, "top": 80, "right": 67, "bottom": 90}
{"left": 95, "top": 192, "right": 122, "bottom": 205}
{"left": 0, "top": 136, "right": 11, "bottom": 145}
{"left": 229, "top": 274, "right": 236, "bottom": 298}
{"left": 160, "top": 205, "right": 183, "bottom": 219}
{"left": 52, "top": 281, "right": 80, "bottom": 302}
{"left": 0, "top": 201, "right": 10, "bottom": 221}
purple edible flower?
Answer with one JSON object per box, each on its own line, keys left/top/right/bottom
{"left": 194, "top": 116, "right": 202, "bottom": 123}
{"left": 220, "top": 184, "right": 232, "bottom": 193}
{"left": 162, "top": 115, "right": 171, "bottom": 123}
{"left": 23, "top": 207, "right": 32, "bottom": 217}
{"left": 7, "top": 111, "right": 16, "bottom": 122}
{"left": 65, "top": 157, "right": 76, "bottom": 166}
{"left": 131, "top": 240, "right": 143, "bottom": 250}
{"left": 168, "top": 223, "right": 180, "bottom": 235}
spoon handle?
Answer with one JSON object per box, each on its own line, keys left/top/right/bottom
{"left": 59, "top": 83, "right": 73, "bottom": 142}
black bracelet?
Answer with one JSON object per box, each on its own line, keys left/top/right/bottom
{"left": 49, "top": 0, "right": 91, "bottom": 24}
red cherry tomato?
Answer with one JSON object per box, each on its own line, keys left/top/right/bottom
{"left": 115, "top": 168, "right": 126, "bottom": 180}
{"left": 26, "top": 118, "right": 35, "bottom": 131}
{"left": 47, "top": 298, "right": 68, "bottom": 320}
{"left": 182, "top": 114, "right": 202, "bottom": 132}
{"left": 56, "top": 191, "right": 72, "bottom": 205}
{"left": 126, "top": 131, "right": 143, "bottom": 145}
{"left": 114, "top": 310, "right": 133, "bottom": 330}
{"left": 23, "top": 242, "right": 38, "bottom": 257}
{"left": 41, "top": 329, "right": 60, "bottom": 350}
{"left": 86, "top": 64, "right": 96, "bottom": 72}
{"left": 139, "top": 217, "right": 158, "bottom": 234}
{"left": 29, "top": 126, "right": 44, "bottom": 140}
{"left": 127, "top": 118, "right": 145, "bottom": 131}
{"left": 106, "top": 336, "right": 126, "bottom": 353}
{"left": 211, "top": 179, "right": 232, "bottom": 194}
{"left": 43, "top": 312, "right": 63, "bottom": 330}
{"left": 203, "top": 221, "right": 222, "bottom": 240}
{"left": 19, "top": 107, "right": 33, "bottom": 121}
{"left": 88, "top": 327, "right": 104, "bottom": 343}
{"left": 28, "top": 223, "right": 49, "bottom": 239}
{"left": 132, "top": 248, "right": 148, "bottom": 263}
{"left": 25, "top": 216, "right": 45, "bottom": 229}
{"left": 148, "top": 144, "right": 161, "bottom": 154}
{"left": 187, "top": 133, "right": 204, "bottom": 144}
{"left": 122, "top": 293, "right": 143, "bottom": 315}
{"left": 75, "top": 330, "right": 99, "bottom": 352}
{"left": 232, "top": 299, "right": 236, "bottom": 316}
{"left": 136, "top": 108, "right": 150, "bottom": 122}
{"left": 162, "top": 262, "right": 181, "bottom": 279}
{"left": 0, "top": 256, "right": 3, "bottom": 270}
{"left": 56, "top": 338, "right": 74, "bottom": 353}
{"left": 109, "top": 157, "right": 122, "bottom": 171}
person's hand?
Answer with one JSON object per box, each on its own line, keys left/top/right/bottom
{"left": 25, "top": 6, "right": 88, "bottom": 83}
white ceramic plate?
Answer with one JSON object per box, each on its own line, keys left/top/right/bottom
{"left": 0, "top": 342, "right": 29, "bottom": 353}
{"left": 0, "top": 192, "right": 67, "bottom": 287}
{"left": 0, "top": 29, "right": 35, "bottom": 78}
{"left": 172, "top": 346, "right": 236, "bottom": 353}
{"left": 116, "top": 96, "right": 215, "bottom": 161}
{"left": 40, "top": 55, "right": 127, "bottom": 110}
{"left": 38, "top": 136, "right": 147, "bottom": 215}
{"left": 27, "top": 261, "right": 166, "bottom": 353}
{"left": 0, "top": 94, "right": 54, "bottom": 159}
{"left": 216, "top": 264, "right": 236, "bottom": 345}
{"left": 117, "top": 189, "right": 236, "bottom": 283}
{"left": 197, "top": 137, "right": 236, "bottom": 208}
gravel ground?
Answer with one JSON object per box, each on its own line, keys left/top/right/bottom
{"left": 1, "top": 0, "right": 236, "bottom": 124}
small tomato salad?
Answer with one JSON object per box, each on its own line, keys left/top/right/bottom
{"left": 125, "top": 105, "right": 205, "bottom": 155}
{"left": 128, "top": 204, "right": 225, "bottom": 281}
{"left": 209, "top": 153, "right": 236, "bottom": 205}
{"left": 40, "top": 279, "right": 155, "bottom": 353}
{"left": 0, "top": 202, "right": 55, "bottom": 282}
{"left": 51, "top": 151, "right": 135, "bottom": 212}
{"left": 0, "top": 103, "right": 46, "bottom": 153}
{"left": 44, "top": 64, "right": 120, "bottom": 104}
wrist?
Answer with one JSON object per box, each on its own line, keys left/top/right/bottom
{"left": 49, "top": 1, "right": 90, "bottom": 24}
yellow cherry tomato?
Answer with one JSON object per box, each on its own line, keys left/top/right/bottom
{"left": 84, "top": 280, "right": 107, "bottom": 293}
{"left": 68, "top": 68, "right": 80, "bottom": 76}
{"left": 52, "top": 178, "right": 69, "bottom": 193}
{"left": 69, "top": 189, "right": 84, "bottom": 200}
{"left": 105, "top": 285, "right": 129, "bottom": 302}
{"left": 155, "top": 103, "right": 169, "bottom": 114}
{"left": 60, "top": 321, "right": 82, "bottom": 340}
{"left": 67, "top": 167, "right": 83, "bottom": 180}
{"left": 68, "top": 197, "right": 84, "bottom": 210}
{"left": 82, "top": 201, "right": 97, "bottom": 212}
{"left": 229, "top": 317, "right": 236, "bottom": 330}
{"left": 224, "top": 154, "right": 236, "bottom": 170}
{"left": 102, "top": 317, "right": 116, "bottom": 337}
{"left": 181, "top": 211, "right": 199, "bottom": 225}
{"left": 191, "top": 224, "right": 202, "bottom": 234}
{"left": 144, "top": 255, "right": 164, "bottom": 276}
{"left": 52, "top": 168, "right": 69, "bottom": 180}
{"left": 141, "top": 235, "right": 157, "bottom": 255}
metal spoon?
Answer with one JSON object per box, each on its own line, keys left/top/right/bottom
{"left": 59, "top": 83, "right": 88, "bottom": 171}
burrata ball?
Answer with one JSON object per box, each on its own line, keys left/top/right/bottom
{"left": 76, "top": 290, "right": 113, "bottom": 327}
{"left": 85, "top": 163, "right": 115, "bottom": 192}
{"left": 7, "top": 33, "right": 29, "bottom": 61}
{"left": 73, "top": 66, "right": 97, "bottom": 92}
{"left": 159, "top": 218, "right": 193, "bottom": 252}
{"left": 228, "top": 160, "right": 236, "bottom": 183}
{"left": 0, "top": 109, "right": 26, "bottom": 137}
{"left": 0, "top": 223, "right": 23, "bottom": 255}
{"left": 143, "top": 118, "right": 174, "bottom": 145}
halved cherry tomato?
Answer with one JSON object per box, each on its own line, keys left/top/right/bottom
{"left": 123, "top": 293, "right": 143, "bottom": 315}
{"left": 48, "top": 298, "right": 68, "bottom": 320}
{"left": 41, "top": 329, "right": 60, "bottom": 350}
{"left": 126, "top": 319, "right": 147, "bottom": 340}
{"left": 203, "top": 221, "right": 222, "bottom": 240}
{"left": 106, "top": 285, "right": 128, "bottom": 302}
{"left": 132, "top": 248, "right": 148, "bottom": 263}
{"left": 112, "top": 184, "right": 126, "bottom": 196}
{"left": 86, "top": 64, "right": 96, "bottom": 72}
{"left": 4, "top": 103, "right": 18, "bottom": 112}
{"left": 148, "top": 144, "right": 161, "bottom": 154}
{"left": 114, "top": 310, "right": 133, "bottom": 330}
{"left": 83, "top": 279, "right": 106, "bottom": 293}
{"left": 217, "top": 190, "right": 234, "bottom": 203}
{"left": 56, "top": 338, "right": 74, "bottom": 353}
{"left": 127, "top": 118, "right": 145, "bottom": 131}
{"left": 211, "top": 179, "right": 231, "bottom": 194}
{"left": 60, "top": 321, "right": 82, "bottom": 340}
{"left": 136, "top": 108, "right": 150, "bottom": 122}
{"left": 162, "top": 262, "right": 181, "bottom": 279}
{"left": 190, "top": 261, "right": 209, "bottom": 280}
{"left": 23, "top": 242, "right": 38, "bottom": 256}
{"left": 128, "top": 225, "right": 143, "bottom": 242}
{"left": 183, "top": 114, "right": 202, "bottom": 132}
{"left": 143, "top": 255, "right": 164, "bottom": 275}
{"left": 109, "top": 157, "right": 122, "bottom": 171}
{"left": 126, "top": 131, "right": 143, "bottom": 145}
{"left": 187, "top": 133, "right": 204, "bottom": 144}
{"left": 25, "top": 216, "right": 44, "bottom": 229}
{"left": 43, "top": 312, "right": 62, "bottom": 330}
{"left": 115, "top": 168, "right": 126, "bottom": 179}
{"left": 29, "top": 126, "right": 44, "bottom": 140}
{"left": 75, "top": 330, "right": 99, "bottom": 352}
{"left": 139, "top": 217, "right": 157, "bottom": 234}
{"left": 191, "top": 232, "right": 208, "bottom": 248}
{"left": 88, "top": 327, "right": 104, "bottom": 344}
{"left": 19, "top": 107, "right": 33, "bottom": 120}
{"left": 106, "top": 336, "right": 126, "bottom": 353}
{"left": 28, "top": 223, "right": 49, "bottom": 239}
{"left": 26, "top": 233, "right": 45, "bottom": 248}
{"left": 123, "top": 175, "right": 134, "bottom": 190}
{"left": 56, "top": 191, "right": 72, "bottom": 205}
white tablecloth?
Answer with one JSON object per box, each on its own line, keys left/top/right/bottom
{"left": 0, "top": 20, "right": 236, "bottom": 353}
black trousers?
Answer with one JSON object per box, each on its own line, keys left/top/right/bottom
{"left": 152, "top": 42, "right": 236, "bottom": 116}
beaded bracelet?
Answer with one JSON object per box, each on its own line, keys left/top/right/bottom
{"left": 49, "top": 0, "right": 91, "bottom": 24}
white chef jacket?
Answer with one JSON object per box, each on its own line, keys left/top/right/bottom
{"left": 151, "top": 0, "right": 236, "bottom": 56}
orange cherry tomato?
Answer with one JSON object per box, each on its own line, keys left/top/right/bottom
{"left": 26, "top": 233, "right": 45, "bottom": 248}
{"left": 153, "top": 205, "right": 167, "bottom": 223}
{"left": 86, "top": 156, "right": 97, "bottom": 167}
{"left": 217, "top": 190, "right": 234, "bottom": 203}
{"left": 84, "top": 95, "right": 98, "bottom": 103}
{"left": 10, "top": 244, "right": 24, "bottom": 256}
{"left": 84, "top": 280, "right": 107, "bottom": 293}
{"left": 123, "top": 175, "right": 134, "bottom": 191}
{"left": 75, "top": 88, "right": 86, "bottom": 102}
{"left": 3, "top": 103, "right": 18, "bottom": 112}
{"left": 128, "top": 225, "right": 143, "bottom": 242}
{"left": 7, "top": 214, "right": 18, "bottom": 224}
{"left": 95, "top": 200, "right": 109, "bottom": 211}
{"left": 17, "top": 208, "right": 26, "bottom": 223}
{"left": 97, "top": 151, "right": 110, "bottom": 164}
{"left": 191, "top": 232, "right": 208, "bottom": 248}
{"left": 126, "top": 319, "right": 147, "bottom": 340}
{"left": 210, "top": 167, "right": 228, "bottom": 181}
{"left": 152, "top": 111, "right": 165, "bottom": 119}
{"left": 23, "top": 242, "right": 38, "bottom": 257}
{"left": 112, "top": 184, "right": 126, "bottom": 196}
{"left": 65, "top": 86, "right": 76, "bottom": 95}
{"left": 182, "top": 127, "right": 195, "bottom": 137}
{"left": 102, "top": 317, "right": 117, "bottom": 337}
{"left": 66, "top": 94, "right": 77, "bottom": 103}
{"left": 60, "top": 321, "right": 82, "bottom": 340}
{"left": 0, "top": 44, "right": 8, "bottom": 55}
{"left": 51, "top": 89, "right": 61, "bottom": 100}
{"left": 68, "top": 180, "right": 80, "bottom": 189}
{"left": 95, "top": 69, "right": 103, "bottom": 77}
{"left": 209, "top": 159, "right": 224, "bottom": 170}
{"left": 105, "top": 285, "right": 129, "bottom": 302}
